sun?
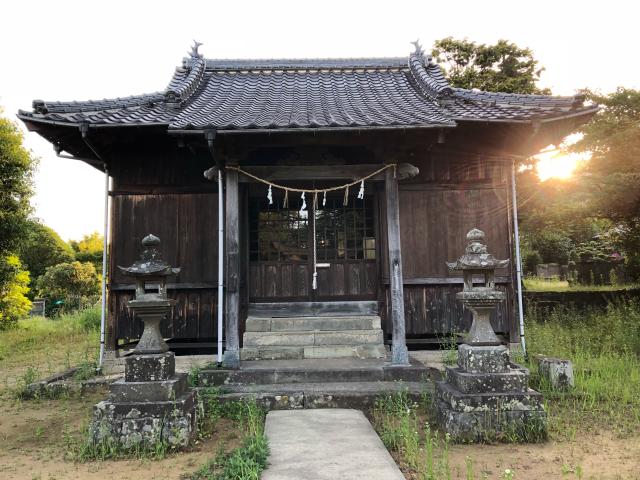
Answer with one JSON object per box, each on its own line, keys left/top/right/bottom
{"left": 534, "top": 134, "right": 591, "bottom": 181}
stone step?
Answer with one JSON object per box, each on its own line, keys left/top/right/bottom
{"left": 445, "top": 365, "right": 530, "bottom": 394}
{"left": 200, "top": 381, "right": 433, "bottom": 410}
{"left": 245, "top": 315, "right": 381, "bottom": 332}
{"left": 435, "top": 381, "right": 544, "bottom": 412}
{"left": 248, "top": 301, "right": 377, "bottom": 318}
{"left": 198, "top": 358, "right": 435, "bottom": 386}
{"left": 241, "top": 344, "right": 387, "bottom": 361}
{"left": 243, "top": 329, "right": 384, "bottom": 347}
{"left": 109, "top": 373, "right": 187, "bottom": 402}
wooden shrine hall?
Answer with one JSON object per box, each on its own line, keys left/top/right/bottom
{"left": 18, "top": 42, "right": 597, "bottom": 367}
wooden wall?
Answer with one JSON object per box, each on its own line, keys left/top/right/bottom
{"left": 380, "top": 151, "right": 516, "bottom": 341}
{"left": 107, "top": 144, "right": 221, "bottom": 348}
{"left": 105, "top": 133, "right": 518, "bottom": 348}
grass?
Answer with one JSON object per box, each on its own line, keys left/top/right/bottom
{"left": 374, "top": 301, "right": 640, "bottom": 477}
{"left": 525, "top": 301, "right": 640, "bottom": 438}
{"left": 0, "top": 312, "right": 99, "bottom": 390}
{"left": 373, "top": 389, "right": 455, "bottom": 479}
{"left": 186, "top": 388, "right": 268, "bottom": 480}
{"left": 523, "top": 277, "right": 639, "bottom": 292}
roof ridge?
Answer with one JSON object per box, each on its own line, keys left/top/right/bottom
{"left": 202, "top": 57, "right": 410, "bottom": 71}
{"left": 452, "top": 87, "right": 586, "bottom": 108}
{"left": 407, "top": 42, "right": 453, "bottom": 100}
{"left": 31, "top": 93, "right": 165, "bottom": 115}
{"left": 165, "top": 44, "right": 207, "bottom": 106}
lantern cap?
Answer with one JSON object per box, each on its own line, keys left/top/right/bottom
{"left": 446, "top": 228, "right": 509, "bottom": 271}
{"left": 118, "top": 234, "right": 181, "bottom": 277}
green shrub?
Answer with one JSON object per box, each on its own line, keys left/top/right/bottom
{"left": 78, "top": 307, "right": 102, "bottom": 331}
{"left": 37, "top": 262, "right": 100, "bottom": 311}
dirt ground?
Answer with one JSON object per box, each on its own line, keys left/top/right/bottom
{"left": 1, "top": 391, "right": 639, "bottom": 480}
{"left": 0, "top": 391, "right": 242, "bottom": 480}
{"left": 436, "top": 433, "right": 639, "bottom": 479}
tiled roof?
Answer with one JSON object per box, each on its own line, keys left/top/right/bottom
{"left": 18, "top": 43, "right": 597, "bottom": 132}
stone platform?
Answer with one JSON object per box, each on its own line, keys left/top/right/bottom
{"left": 435, "top": 345, "right": 545, "bottom": 442}
{"left": 91, "top": 352, "right": 198, "bottom": 447}
{"left": 198, "top": 357, "right": 438, "bottom": 410}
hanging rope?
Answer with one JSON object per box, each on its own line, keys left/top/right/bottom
{"left": 225, "top": 163, "right": 397, "bottom": 290}
{"left": 225, "top": 163, "right": 396, "bottom": 194}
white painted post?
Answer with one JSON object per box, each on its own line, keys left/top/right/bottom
{"left": 98, "top": 165, "right": 110, "bottom": 369}
{"left": 511, "top": 160, "right": 527, "bottom": 356}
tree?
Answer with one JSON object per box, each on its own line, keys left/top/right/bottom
{"left": 0, "top": 255, "right": 31, "bottom": 329}
{"left": 432, "top": 37, "right": 550, "bottom": 94}
{"left": 17, "top": 220, "right": 74, "bottom": 283}
{"left": 572, "top": 88, "right": 640, "bottom": 277}
{"left": 36, "top": 261, "right": 100, "bottom": 304}
{"left": 69, "top": 232, "right": 104, "bottom": 272}
{"left": 0, "top": 110, "right": 36, "bottom": 326}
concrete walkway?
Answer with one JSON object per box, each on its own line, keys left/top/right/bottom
{"left": 262, "top": 409, "right": 404, "bottom": 480}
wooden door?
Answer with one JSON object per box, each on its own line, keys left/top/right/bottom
{"left": 248, "top": 192, "right": 378, "bottom": 302}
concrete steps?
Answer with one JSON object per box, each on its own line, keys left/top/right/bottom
{"left": 199, "top": 358, "right": 433, "bottom": 386}
{"left": 242, "top": 308, "right": 387, "bottom": 360}
{"left": 210, "top": 381, "right": 432, "bottom": 410}
{"left": 197, "top": 358, "right": 440, "bottom": 411}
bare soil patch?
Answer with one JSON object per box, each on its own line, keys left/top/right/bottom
{"left": 0, "top": 391, "right": 243, "bottom": 480}
{"left": 393, "top": 432, "right": 640, "bottom": 479}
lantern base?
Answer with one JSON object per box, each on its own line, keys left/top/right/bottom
{"left": 435, "top": 344, "right": 546, "bottom": 442}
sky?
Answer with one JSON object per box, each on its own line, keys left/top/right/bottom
{"left": 1, "top": 0, "right": 638, "bottom": 241}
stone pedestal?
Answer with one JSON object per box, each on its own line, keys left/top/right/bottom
{"left": 91, "top": 351, "right": 197, "bottom": 448}
{"left": 435, "top": 344, "right": 545, "bottom": 442}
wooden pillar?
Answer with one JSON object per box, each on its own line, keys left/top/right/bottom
{"left": 385, "top": 167, "right": 410, "bottom": 365}
{"left": 224, "top": 168, "right": 241, "bottom": 368}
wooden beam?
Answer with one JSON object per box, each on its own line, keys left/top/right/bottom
{"left": 110, "top": 282, "right": 217, "bottom": 291}
{"left": 224, "top": 168, "right": 241, "bottom": 368}
{"left": 382, "top": 276, "right": 512, "bottom": 285}
{"left": 385, "top": 167, "right": 409, "bottom": 365}
{"left": 237, "top": 163, "right": 419, "bottom": 183}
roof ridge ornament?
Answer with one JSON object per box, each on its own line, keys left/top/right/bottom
{"left": 189, "top": 40, "right": 204, "bottom": 59}
{"left": 410, "top": 39, "right": 434, "bottom": 65}
{"left": 411, "top": 39, "right": 424, "bottom": 58}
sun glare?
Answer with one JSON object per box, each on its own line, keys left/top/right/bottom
{"left": 534, "top": 134, "right": 591, "bottom": 181}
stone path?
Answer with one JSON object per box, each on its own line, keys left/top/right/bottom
{"left": 262, "top": 409, "right": 404, "bottom": 480}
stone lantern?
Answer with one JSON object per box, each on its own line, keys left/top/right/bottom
{"left": 118, "top": 234, "right": 180, "bottom": 354}
{"left": 91, "top": 234, "right": 197, "bottom": 448}
{"left": 446, "top": 228, "right": 509, "bottom": 346}
{"left": 435, "top": 228, "right": 546, "bottom": 442}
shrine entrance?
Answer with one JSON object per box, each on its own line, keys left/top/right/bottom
{"left": 247, "top": 189, "right": 379, "bottom": 302}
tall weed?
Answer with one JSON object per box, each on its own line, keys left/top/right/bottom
{"left": 526, "top": 300, "right": 640, "bottom": 436}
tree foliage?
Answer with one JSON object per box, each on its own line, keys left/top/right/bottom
{"left": 36, "top": 261, "right": 100, "bottom": 302}
{"left": 572, "top": 88, "right": 640, "bottom": 277}
{"left": 69, "top": 232, "right": 104, "bottom": 272}
{"left": 17, "top": 220, "right": 74, "bottom": 283}
{"left": 573, "top": 88, "right": 640, "bottom": 220}
{"left": 0, "top": 255, "right": 31, "bottom": 329}
{"left": 0, "top": 111, "right": 36, "bottom": 326}
{"left": 432, "top": 37, "right": 550, "bottom": 94}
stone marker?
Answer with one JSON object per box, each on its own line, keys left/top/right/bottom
{"left": 435, "top": 229, "right": 546, "bottom": 442}
{"left": 538, "top": 357, "right": 574, "bottom": 390}
{"left": 91, "top": 235, "right": 197, "bottom": 447}
{"left": 262, "top": 409, "right": 404, "bottom": 480}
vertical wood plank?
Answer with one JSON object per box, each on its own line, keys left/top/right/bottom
{"left": 224, "top": 169, "right": 241, "bottom": 368}
{"left": 385, "top": 168, "right": 409, "bottom": 365}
